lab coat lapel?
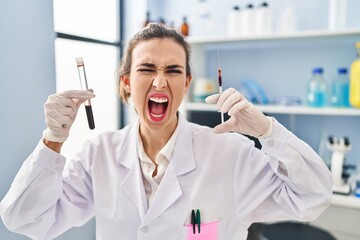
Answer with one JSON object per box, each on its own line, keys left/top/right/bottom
{"left": 118, "top": 121, "right": 148, "bottom": 220}
{"left": 142, "top": 115, "right": 196, "bottom": 226}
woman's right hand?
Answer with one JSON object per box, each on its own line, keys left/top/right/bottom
{"left": 42, "top": 90, "right": 95, "bottom": 144}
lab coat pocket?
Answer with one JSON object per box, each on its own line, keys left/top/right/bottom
{"left": 179, "top": 221, "right": 225, "bottom": 240}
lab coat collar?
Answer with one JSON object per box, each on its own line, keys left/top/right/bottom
{"left": 117, "top": 120, "right": 148, "bottom": 219}
{"left": 117, "top": 114, "right": 196, "bottom": 226}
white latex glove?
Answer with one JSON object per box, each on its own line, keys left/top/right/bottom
{"left": 42, "top": 90, "right": 95, "bottom": 142}
{"left": 205, "top": 88, "right": 272, "bottom": 137}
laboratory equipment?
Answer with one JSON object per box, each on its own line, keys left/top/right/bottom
{"left": 355, "top": 181, "right": 360, "bottom": 197}
{"left": 276, "top": 5, "right": 297, "bottom": 34}
{"left": 217, "top": 51, "right": 224, "bottom": 123}
{"left": 227, "top": 5, "right": 241, "bottom": 37}
{"left": 181, "top": 16, "right": 189, "bottom": 36}
{"left": 328, "top": 0, "right": 347, "bottom": 31}
{"left": 273, "top": 96, "right": 301, "bottom": 106}
{"left": 260, "top": 222, "right": 336, "bottom": 240}
{"left": 75, "top": 57, "right": 95, "bottom": 130}
{"left": 194, "top": 0, "right": 216, "bottom": 37}
{"left": 240, "top": 79, "right": 269, "bottom": 105}
{"left": 240, "top": 3, "right": 256, "bottom": 36}
{"left": 217, "top": 68, "right": 224, "bottom": 123}
{"left": 350, "top": 42, "right": 360, "bottom": 108}
{"left": 331, "top": 68, "right": 350, "bottom": 107}
{"left": 326, "top": 136, "right": 353, "bottom": 195}
{"left": 192, "top": 77, "right": 216, "bottom": 103}
{"left": 307, "top": 67, "right": 328, "bottom": 107}
{"left": 255, "top": 2, "right": 273, "bottom": 35}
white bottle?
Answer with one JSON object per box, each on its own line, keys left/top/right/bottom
{"left": 328, "top": 0, "right": 347, "bottom": 31}
{"left": 276, "top": 6, "right": 297, "bottom": 34}
{"left": 241, "top": 4, "right": 256, "bottom": 37}
{"left": 228, "top": 6, "right": 241, "bottom": 37}
{"left": 255, "top": 2, "right": 273, "bottom": 36}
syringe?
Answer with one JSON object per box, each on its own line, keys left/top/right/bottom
{"left": 217, "top": 67, "right": 225, "bottom": 123}
{"left": 217, "top": 50, "right": 224, "bottom": 123}
{"left": 75, "top": 57, "right": 95, "bottom": 130}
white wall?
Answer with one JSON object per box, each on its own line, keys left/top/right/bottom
{"left": 0, "top": 0, "right": 95, "bottom": 239}
{"left": 0, "top": 1, "right": 56, "bottom": 239}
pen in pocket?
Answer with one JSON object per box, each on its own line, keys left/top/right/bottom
{"left": 191, "top": 209, "right": 201, "bottom": 234}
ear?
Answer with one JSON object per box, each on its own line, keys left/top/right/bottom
{"left": 121, "top": 75, "right": 131, "bottom": 93}
{"left": 184, "top": 75, "right": 192, "bottom": 93}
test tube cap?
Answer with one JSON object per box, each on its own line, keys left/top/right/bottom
{"left": 75, "top": 57, "right": 84, "bottom": 66}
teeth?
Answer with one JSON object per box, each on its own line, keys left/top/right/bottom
{"left": 150, "top": 97, "right": 168, "bottom": 103}
{"left": 150, "top": 113, "right": 163, "bottom": 118}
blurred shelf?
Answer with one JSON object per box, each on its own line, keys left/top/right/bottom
{"left": 331, "top": 194, "right": 360, "bottom": 209}
{"left": 187, "top": 29, "right": 360, "bottom": 87}
{"left": 185, "top": 102, "right": 360, "bottom": 116}
{"left": 188, "top": 29, "right": 360, "bottom": 46}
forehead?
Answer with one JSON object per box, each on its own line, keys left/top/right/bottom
{"left": 132, "top": 38, "right": 186, "bottom": 66}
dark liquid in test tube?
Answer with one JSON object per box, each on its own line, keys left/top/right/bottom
{"left": 85, "top": 105, "right": 95, "bottom": 129}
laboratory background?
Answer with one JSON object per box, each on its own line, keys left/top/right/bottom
{"left": 1, "top": 0, "right": 360, "bottom": 239}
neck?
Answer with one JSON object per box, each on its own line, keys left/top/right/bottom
{"left": 139, "top": 115, "right": 178, "bottom": 162}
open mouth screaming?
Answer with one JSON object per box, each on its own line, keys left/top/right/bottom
{"left": 148, "top": 95, "right": 169, "bottom": 122}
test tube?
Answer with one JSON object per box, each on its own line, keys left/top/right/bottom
{"left": 75, "top": 57, "right": 95, "bottom": 130}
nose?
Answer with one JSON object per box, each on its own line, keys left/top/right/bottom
{"left": 152, "top": 73, "right": 167, "bottom": 90}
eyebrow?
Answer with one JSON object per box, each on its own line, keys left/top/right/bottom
{"left": 136, "top": 63, "right": 184, "bottom": 69}
{"left": 167, "top": 64, "right": 184, "bottom": 69}
{"left": 137, "top": 63, "right": 156, "bottom": 68}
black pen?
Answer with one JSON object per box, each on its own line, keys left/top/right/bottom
{"left": 191, "top": 209, "right": 196, "bottom": 234}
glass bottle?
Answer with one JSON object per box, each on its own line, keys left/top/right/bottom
{"left": 181, "top": 16, "right": 189, "bottom": 36}
{"left": 331, "top": 68, "right": 350, "bottom": 107}
{"left": 307, "top": 67, "right": 328, "bottom": 107}
{"left": 350, "top": 42, "right": 360, "bottom": 108}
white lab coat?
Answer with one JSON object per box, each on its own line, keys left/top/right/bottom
{"left": 0, "top": 115, "right": 333, "bottom": 240}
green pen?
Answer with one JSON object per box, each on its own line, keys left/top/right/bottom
{"left": 196, "top": 209, "right": 201, "bottom": 233}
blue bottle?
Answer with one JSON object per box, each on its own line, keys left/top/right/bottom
{"left": 307, "top": 67, "right": 328, "bottom": 107}
{"left": 331, "top": 68, "right": 350, "bottom": 107}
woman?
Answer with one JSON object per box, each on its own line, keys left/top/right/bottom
{"left": 0, "top": 23, "right": 332, "bottom": 240}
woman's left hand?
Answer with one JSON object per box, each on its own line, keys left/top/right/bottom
{"left": 205, "top": 88, "right": 272, "bottom": 137}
